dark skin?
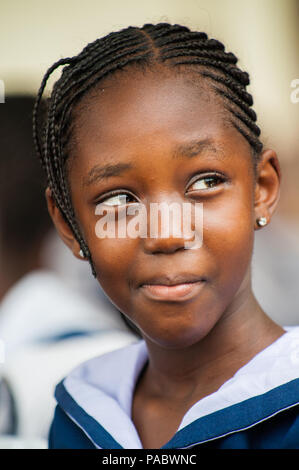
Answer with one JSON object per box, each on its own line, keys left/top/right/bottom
{"left": 46, "top": 68, "right": 284, "bottom": 448}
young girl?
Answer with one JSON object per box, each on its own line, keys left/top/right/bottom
{"left": 33, "top": 23, "right": 299, "bottom": 449}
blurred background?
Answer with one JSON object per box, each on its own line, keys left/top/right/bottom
{"left": 0, "top": 0, "right": 298, "bottom": 448}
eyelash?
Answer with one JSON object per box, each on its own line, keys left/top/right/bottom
{"left": 95, "top": 172, "right": 227, "bottom": 206}
{"left": 186, "top": 171, "right": 227, "bottom": 193}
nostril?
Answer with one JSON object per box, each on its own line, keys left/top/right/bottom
{"left": 143, "top": 236, "right": 189, "bottom": 255}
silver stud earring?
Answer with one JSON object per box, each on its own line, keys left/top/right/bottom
{"left": 257, "top": 217, "right": 267, "bottom": 227}
{"left": 79, "top": 249, "right": 84, "bottom": 258}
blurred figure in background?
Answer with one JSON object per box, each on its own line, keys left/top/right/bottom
{"left": 0, "top": 96, "right": 138, "bottom": 446}
{"left": 0, "top": 96, "right": 53, "bottom": 302}
{"left": 252, "top": 216, "right": 299, "bottom": 327}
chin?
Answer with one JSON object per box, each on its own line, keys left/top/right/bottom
{"left": 141, "top": 322, "right": 213, "bottom": 350}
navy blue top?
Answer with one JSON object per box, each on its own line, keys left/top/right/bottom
{"left": 49, "top": 378, "right": 299, "bottom": 449}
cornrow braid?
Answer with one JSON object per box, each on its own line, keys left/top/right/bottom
{"left": 34, "top": 22, "right": 263, "bottom": 278}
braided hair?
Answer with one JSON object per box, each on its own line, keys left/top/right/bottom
{"left": 33, "top": 22, "right": 263, "bottom": 278}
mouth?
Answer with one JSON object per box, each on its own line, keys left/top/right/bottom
{"left": 139, "top": 274, "right": 206, "bottom": 302}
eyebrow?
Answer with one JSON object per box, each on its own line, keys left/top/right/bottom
{"left": 172, "top": 138, "right": 223, "bottom": 159}
{"left": 83, "top": 162, "right": 133, "bottom": 187}
{"left": 82, "top": 138, "right": 224, "bottom": 187}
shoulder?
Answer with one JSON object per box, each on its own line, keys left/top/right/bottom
{"left": 49, "top": 405, "right": 96, "bottom": 449}
{"left": 213, "top": 402, "right": 299, "bottom": 449}
{"left": 50, "top": 339, "right": 147, "bottom": 449}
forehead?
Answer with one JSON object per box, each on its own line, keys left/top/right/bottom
{"left": 67, "top": 67, "right": 251, "bottom": 181}
{"left": 72, "top": 68, "right": 228, "bottom": 152}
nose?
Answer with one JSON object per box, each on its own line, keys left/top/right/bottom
{"left": 144, "top": 233, "right": 190, "bottom": 254}
{"left": 142, "top": 197, "right": 196, "bottom": 255}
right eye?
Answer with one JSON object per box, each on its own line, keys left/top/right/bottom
{"left": 96, "top": 191, "right": 137, "bottom": 207}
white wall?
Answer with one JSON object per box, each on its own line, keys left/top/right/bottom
{"left": 1, "top": 0, "right": 298, "bottom": 164}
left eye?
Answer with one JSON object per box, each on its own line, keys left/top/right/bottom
{"left": 188, "top": 174, "right": 225, "bottom": 191}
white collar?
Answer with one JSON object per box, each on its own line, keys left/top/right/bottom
{"left": 58, "top": 326, "right": 299, "bottom": 449}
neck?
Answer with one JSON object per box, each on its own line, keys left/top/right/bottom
{"left": 140, "top": 287, "right": 284, "bottom": 402}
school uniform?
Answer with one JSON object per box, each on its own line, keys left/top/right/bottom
{"left": 49, "top": 326, "right": 299, "bottom": 449}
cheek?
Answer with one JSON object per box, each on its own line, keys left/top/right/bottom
{"left": 79, "top": 208, "right": 135, "bottom": 280}
{"left": 89, "top": 235, "right": 139, "bottom": 309}
{"left": 203, "top": 190, "right": 254, "bottom": 292}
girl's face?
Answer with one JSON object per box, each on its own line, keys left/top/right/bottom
{"left": 64, "top": 69, "right": 258, "bottom": 349}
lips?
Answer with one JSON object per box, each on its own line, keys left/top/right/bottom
{"left": 139, "top": 273, "right": 205, "bottom": 287}
{"left": 138, "top": 273, "right": 206, "bottom": 302}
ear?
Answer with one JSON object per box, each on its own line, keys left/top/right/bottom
{"left": 45, "top": 187, "right": 86, "bottom": 261}
{"left": 254, "top": 149, "right": 281, "bottom": 230}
